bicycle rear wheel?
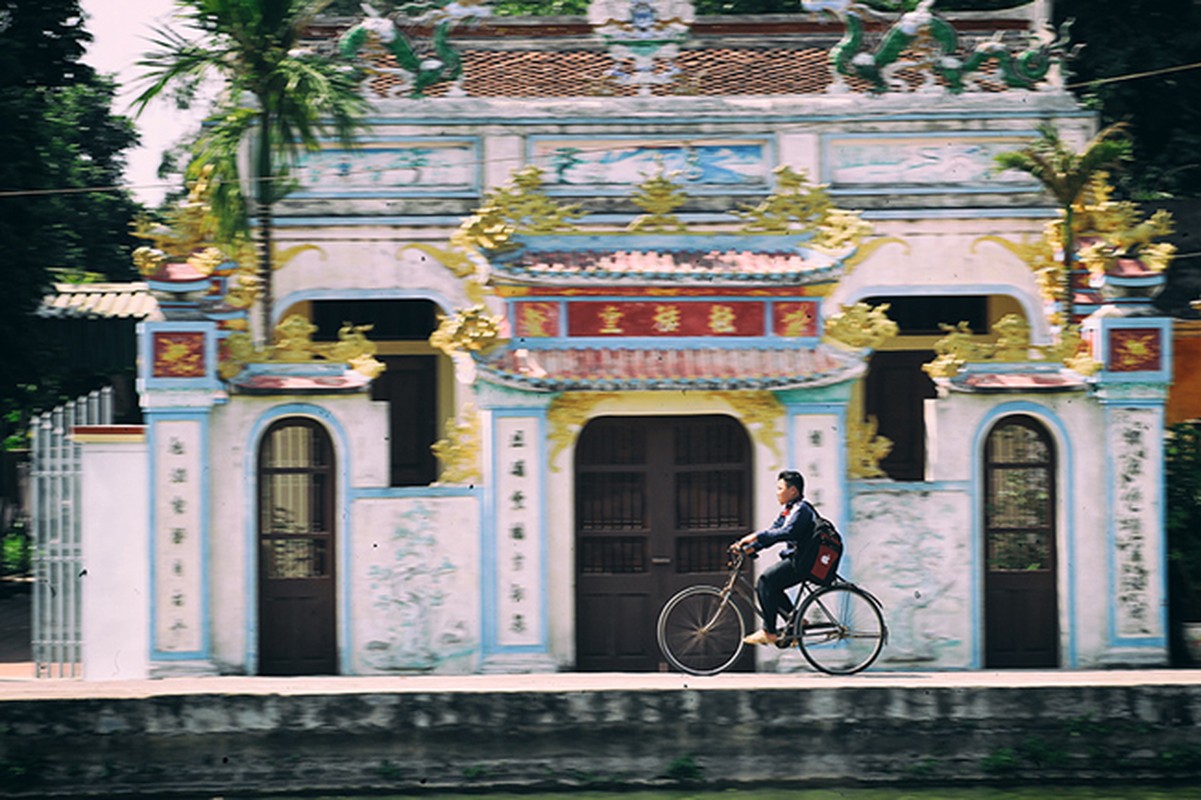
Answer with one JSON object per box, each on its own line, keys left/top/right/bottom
{"left": 795, "top": 584, "right": 885, "bottom": 675}
{"left": 657, "top": 585, "right": 746, "bottom": 676}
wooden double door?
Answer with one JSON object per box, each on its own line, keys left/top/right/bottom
{"left": 574, "top": 415, "right": 755, "bottom": 672}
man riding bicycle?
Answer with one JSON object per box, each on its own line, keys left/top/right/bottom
{"left": 734, "top": 469, "right": 817, "bottom": 646}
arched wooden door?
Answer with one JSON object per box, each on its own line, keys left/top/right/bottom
{"left": 983, "top": 415, "right": 1059, "bottom": 668}
{"left": 257, "top": 418, "right": 337, "bottom": 675}
{"left": 574, "top": 415, "right": 754, "bottom": 672}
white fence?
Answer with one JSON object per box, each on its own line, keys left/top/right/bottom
{"left": 29, "top": 387, "right": 112, "bottom": 678}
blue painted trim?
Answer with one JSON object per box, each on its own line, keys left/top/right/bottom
{"left": 1093, "top": 317, "right": 1174, "bottom": 384}
{"left": 146, "top": 410, "right": 212, "bottom": 663}
{"left": 243, "top": 404, "right": 353, "bottom": 675}
{"left": 861, "top": 208, "right": 1060, "bottom": 220}
{"left": 970, "top": 403, "right": 1076, "bottom": 669}
{"left": 1105, "top": 402, "right": 1170, "bottom": 649}
{"left": 269, "top": 208, "right": 1063, "bottom": 227}
{"left": 291, "top": 138, "right": 483, "bottom": 198}
{"left": 273, "top": 287, "right": 456, "bottom": 325}
{"left": 137, "top": 321, "right": 223, "bottom": 392}
{"left": 829, "top": 185, "right": 1035, "bottom": 196}
{"left": 820, "top": 129, "right": 1042, "bottom": 194}
{"left": 481, "top": 407, "right": 552, "bottom": 659}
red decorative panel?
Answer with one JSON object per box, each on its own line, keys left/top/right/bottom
{"left": 153, "top": 332, "right": 207, "bottom": 378}
{"left": 1108, "top": 328, "right": 1162, "bottom": 372}
{"left": 567, "top": 301, "right": 765, "bottom": 337}
{"left": 772, "top": 301, "right": 820, "bottom": 337}
{"left": 513, "top": 301, "right": 561, "bottom": 337}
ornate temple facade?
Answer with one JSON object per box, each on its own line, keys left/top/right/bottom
{"left": 69, "top": 1, "right": 1177, "bottom": 677}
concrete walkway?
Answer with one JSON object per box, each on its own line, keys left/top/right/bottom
{"left": 3, "top": 667, "right": 1200, "bottom": 700}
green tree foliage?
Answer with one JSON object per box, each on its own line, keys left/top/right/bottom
{"left": 1056, "top": 0, "right": 1201, "bottom": 199}
{"left": 135, "top": 0, "right": 371, "bottom": 341}
{"left": 993, "top": 122, "right": 1131, "bottom": 318}
{"left": 0, "top": 0, "right": 143, "bottom": 439}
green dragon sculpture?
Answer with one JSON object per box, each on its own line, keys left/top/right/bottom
{"left": 340, "top": 3, "right": 481, "bottom": 98}
{"left": 805, "top": 0, "right": 1074, "bottom": 94}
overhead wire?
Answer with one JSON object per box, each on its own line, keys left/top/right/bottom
{"left": 0, "top": 58, "right": 1199, "bottom": 202}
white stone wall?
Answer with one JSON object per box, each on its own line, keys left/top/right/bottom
{"left": 350, "top": 496, "right": 481, "bottom": 675}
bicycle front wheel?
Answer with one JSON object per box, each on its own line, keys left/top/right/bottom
{"left": 795, "top": 584, "right": 885, "bottom": 675}
{"left": 657, "top": 585, "right": 746, "bottom": 676}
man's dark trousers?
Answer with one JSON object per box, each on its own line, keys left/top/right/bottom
{"left": 757, "top": 556, "right": 804, "bottom": 635}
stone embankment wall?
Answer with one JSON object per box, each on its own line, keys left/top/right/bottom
{"left": 2, "top": 680, "right": 1201, "bottom": 796}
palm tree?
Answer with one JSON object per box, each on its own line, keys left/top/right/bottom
{"left": 994, "top": 121, "right": 1132, "bottom": 325}
{"left": 134, "top": 0, "right": 370, "bottom": 341}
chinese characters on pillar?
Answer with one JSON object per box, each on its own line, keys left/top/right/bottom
{"left": 153, "top": 419, "right": 205, "bottom": 653}
{"left": 1110, "top": 410, "right": 1161, "bottom": 638}
{"left": 495, "top": 417, "right": 543, "bottom": 647}
{"left": 790, "top": 415, "right": 840, "bottom": 509}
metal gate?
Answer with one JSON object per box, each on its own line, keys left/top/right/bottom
{"left": 29, "top": 387, "right": 113, "bottom": 678}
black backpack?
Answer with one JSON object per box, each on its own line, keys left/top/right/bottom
{"left": 800, "top": 507, "right": 843, "bottom": 585}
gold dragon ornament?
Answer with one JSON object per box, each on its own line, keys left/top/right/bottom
{"left": 922, "top": 314, "right": 1100, "bottom": 379}
{"left": 823, "top": 302, "right": 900, "bottom": 350}
{"left": 428, "top": 305, "right": 506, "bottom": 356}
{"left": 431, "top": 404, "right": 482, "bottom": 484}
{"left": 218, "top": 315, "right": 386, "bottom": 381}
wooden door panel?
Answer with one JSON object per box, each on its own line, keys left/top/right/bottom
{"left": 575, "top": 416, "right": 752, "bottom": 672}
{"left": 983, "top": 417, "right": 1059, "bottom": 668}
{"left": 258, "top": 420, "right": 337, "bottom": 676}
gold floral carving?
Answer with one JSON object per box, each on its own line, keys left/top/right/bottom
{"left": 431, "top": 404, "right": 482, "bottom": 485}
{"left": 846, "top": 415, "right": 893, "bottom": 480}
{"left": 922, "top": 314, "right": 1100, "bottom": 379}
{"left": 972, "top": 174, "right": 1176, "bottom": 306}
{"left": 823, "top": 302, "right": 899, "bottom": 350}
{"left": 428, "top": 305, "right": 505, "bottom": 356}
{"left": 735, "top": 166, "right": 833, "bottom": 235}
{"left": 546, "top": 392, "right": 618, "bottom": 473}
{"left": 456, "top": 166, "right": 583, "bottom": 253}
{"left": 627, "top": 163, "right": 688, "bottom": 233}
{"left": 838, "top": 235, "right": 908, "bottom": 275}
{"left": 707, "top": 391, "right": 784, "bottom": 469}
{"left": 131, "top": 165, "right": 221, "bottom": 269}
{"left": 273, "top": 243, "right": 325, "bottom": 272}
{"left": 218, "top": 314, "right": 386, "bottom": 380}
{"left": 399, "top": 242, "right": 488, "bottom": 304}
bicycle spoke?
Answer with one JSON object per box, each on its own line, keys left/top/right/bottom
{"left": 796, "top": 585, "right": 885, "bottom": 675}
{"left": 657, "top": 585, "right": 746, "bottom": 676}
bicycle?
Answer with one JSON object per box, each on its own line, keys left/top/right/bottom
{"left": 656, "top": 547, "right": 887, "bottom": 676}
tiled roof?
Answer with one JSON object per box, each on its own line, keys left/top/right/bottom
{"left": 949, "top": 370, "right": 1087, "bottom": 393}
{"left": 367, "top": 46, "right": 1010, "bottom": 98}
{"left": 476, "top": 345, "right": 863, "bottom": 391}
{"left": 38, "top": 283, "right": 161, "bottom": 321}
{"left": 491, "top": 248, "right": 841, "bottom": 285}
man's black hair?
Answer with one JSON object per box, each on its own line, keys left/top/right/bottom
{"left": 778, "top": 469, "right": 805, "bottom": 497}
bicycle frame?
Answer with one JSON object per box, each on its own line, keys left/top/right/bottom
{"left": 715, "top": 549, "right": 887, "bottom": 648}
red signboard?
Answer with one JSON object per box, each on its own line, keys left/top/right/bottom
{"left": 772, "top": 301, "right": 821, "bottom": 338}
{"left": 1108, "top": 328, "right": 1162, "bottom": 372}
{"left": 513, "top": 302, "right": 561, "bottom": 338}
{"left": 153, "top": 332, "right": 207, "bottom": 378}
{"left": 567, "top": 301, "right": 766, "bottom": 337}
